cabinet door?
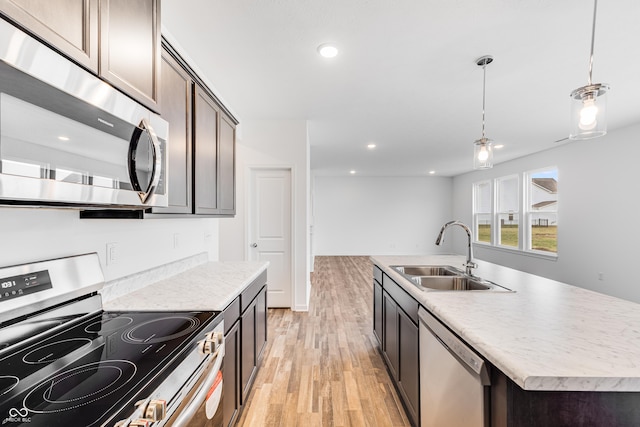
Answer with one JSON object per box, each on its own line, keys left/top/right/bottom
{"left": 152, "top": 47, "right": 193, "bottom": 214}
{"left": 193, "top": 85, "right": 219, "bottom": 215}
{"left": 373, "top": 280, "right": 383, "bottom": 345}
{"left": 240, "top": 299, "right": 257, "bottom": 403}
{"left": 218, "top": 112, "right": 236, "bottom": 215}
{"left": 398, "top": 309, "right": 420, "bottom": 426}
{"left": 99, "top": 0, "right": 159, "bottom": 110}
{"left": 0, "top": 0, "right": 98, "bottom": 70}
{"left": 382, "top": 291, "right": 399, "bottom": 379}
{"left": 223, "top": 320, "right": 240, "bottom": 427}
{"left": 255, "top": 287, "right": 267, "bottom": 361}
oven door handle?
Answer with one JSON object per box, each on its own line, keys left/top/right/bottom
{"left": 170, "top": 346, "right": 224, "bottom": 427}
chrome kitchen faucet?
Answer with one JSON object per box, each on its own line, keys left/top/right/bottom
{"left": 435, "top": 220, "right": 478, "bottom": 275}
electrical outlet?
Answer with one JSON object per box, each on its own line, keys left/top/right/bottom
{"left": 598, "top": 272, "right": 604, "bottom": 281}
{"left": 106, "top": 243, "right": 118, "bottom": 265}
{"left": 173, "top": 233, "right": 180, "bottom": 249}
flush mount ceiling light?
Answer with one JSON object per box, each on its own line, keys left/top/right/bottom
{"left": 569, "top": 0, "right": 610, "bottom": 140}
{"left": 473, "top": 55, "right": 494, "bottom": 170}
{"left": 317, "top": 43, "right": 338, "bottom": 58}
{"left": 367, "top": 143, "right": 376, "bottom": 149}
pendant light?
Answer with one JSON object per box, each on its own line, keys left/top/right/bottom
{"left": 569, "top": 0, "right": 609, "bottom": 140}
{"left": 473, "top": 55, "right": 494, "bottom": 170}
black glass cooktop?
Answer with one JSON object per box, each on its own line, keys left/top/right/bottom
{"left": 0, "top": 310, "right": 219, "bottom": 427}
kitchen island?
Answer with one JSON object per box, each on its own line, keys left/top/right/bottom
{"left": 373, "top": 254, "right": 640, "bottom": 426}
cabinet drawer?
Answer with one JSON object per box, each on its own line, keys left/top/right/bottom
{"left": 223, "top": 296, "right": 240, "bottom": 335}
{"left": 241, "top": 270, "right": 267, "bottom": 312}
{"left": 383, "top": 273, "right": 419, "bottom": 324}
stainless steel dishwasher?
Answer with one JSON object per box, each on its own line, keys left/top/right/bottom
{"left": 419, "top": 307, "right": 491, "bottom": 427}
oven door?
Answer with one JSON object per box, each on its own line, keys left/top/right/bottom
{"left": 164, "top": 345, "right": 225, "bottom": 427}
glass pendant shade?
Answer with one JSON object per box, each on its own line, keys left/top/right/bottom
{"left": 474, "top": 138, "right": 493, "bottom": 169}
{"left": 569, "top": 84, "right": 609, "bottom": 140}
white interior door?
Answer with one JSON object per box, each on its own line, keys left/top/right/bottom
{"left": 249, "top": 168, "right": 292, "bottom": 308}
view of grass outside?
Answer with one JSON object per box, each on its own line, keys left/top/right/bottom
{"left": 477, "top": 224, "right": 491, "bottom": 243}
{"left": 531, "top": 225, "right": 557, "bottom": 252}
{"left": 500, "top": 224, "right": 518, "bottom": 247}
{"left": 478, "top": 224, "right": 557, "bottom": 252}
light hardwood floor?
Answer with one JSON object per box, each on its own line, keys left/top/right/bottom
{"left": 237, "top": 256, "right": 411, "bottom": 427}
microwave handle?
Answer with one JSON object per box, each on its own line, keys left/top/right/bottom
{"left": 129, "top": 118, "right": 162, "bottom": 204}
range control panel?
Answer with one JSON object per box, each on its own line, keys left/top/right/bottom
{"left": 0, "top": 270, "right": 52, "bottom": 302}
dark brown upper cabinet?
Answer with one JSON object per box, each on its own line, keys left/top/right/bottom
{"left": 151, "top": 47, "right": 193, "bottom": 214}
{"left": 193, "top": 84, "right": 220, "bottom": 215}
{"left": 99, "top": 0, "right": 160, "bottom": 110}
{"left": 0, "top": 0, "right": 99, "bottom": 70}
{"left": 0, "top": 0, "right": 160, "bottom": 111}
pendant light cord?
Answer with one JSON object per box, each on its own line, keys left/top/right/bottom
{"left": 587, "top": 0, "right": 598, "bottom": 86}
{"left": 481, "top": 62, "right": 487, "bottom": 139}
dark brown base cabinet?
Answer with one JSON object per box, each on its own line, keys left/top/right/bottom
{"left": 373, "top": 266, "right": 419, "bottom": 427}
{"left": 374, "top": 264, "right": 640, "bottom": 427}
{"left": 491, "top": 370, "right": 640, "bottom": 427}
{"left": 223, "top": 271, "right": 267, "bottom": 427}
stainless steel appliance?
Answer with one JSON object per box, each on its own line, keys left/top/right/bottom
{"left": 0, "top": 253, "right": 223, "bottom": 427}
{"left": 418, "top": 307, "right": 490, "bottom": 427}
{"left": 0, "top": 17, "right": 168, "bottom": 209}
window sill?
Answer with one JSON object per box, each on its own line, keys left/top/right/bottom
{"left": 473, "top": 242, "right": 558, "bottom": 261}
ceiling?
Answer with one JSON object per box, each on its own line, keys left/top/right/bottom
{"left": 162, "top": 0, "right": 640, "bottom": 177}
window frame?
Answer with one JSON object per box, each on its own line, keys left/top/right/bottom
{"left": 472, "top": 167, "right": 558, "bottom": 259}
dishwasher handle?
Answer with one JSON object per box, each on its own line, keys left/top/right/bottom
{"left": 418, "top": 307, "right": 490, "bottom": 385}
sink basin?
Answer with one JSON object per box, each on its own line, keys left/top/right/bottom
{"left": 391, "top": 265, "right": 513, "bottom": 292}
{"left": 410, "top": 275, "right": 511, "bottom": 292}
{"left": 392, "top": 265, "right": 461, "bottom": 276}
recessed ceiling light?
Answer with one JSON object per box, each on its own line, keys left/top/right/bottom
{"left": 58, "top": 136, "right": 70, "bottom": 141}
{"left": 429, "top": 170, "right": 436, "bottom": 175}
{"left": 317, "top": 43, "right": 338, "bottom": 58}
{"left": 494, "top": 144, "right": 504, "bottom": 149}
{"left": 349, "top": 170, "right": 356, "bottom": 174}
{"left": 367, "top": 143, "right": 376, "bottom": 149}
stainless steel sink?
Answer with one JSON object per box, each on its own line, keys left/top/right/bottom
{"left": 410, "top": 275, "right": 511, "bottom": 292}
{"left": 392, "top": 265, "right": 461, "bottom": 276}
{"left": 391, "top": 265, "right": 513, "bottom": 292}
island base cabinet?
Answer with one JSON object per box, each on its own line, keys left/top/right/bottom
{"left": 491, "top": 370, "right": 640, "bottom": 427}
{"left": 398, "top": 309, "right": 419, "bottom": 425}
{"left": 373, "top": 279, "right": 383, "bottom": 345}
{"left": 377, "top": 267, "right": 420, "bottom": 427}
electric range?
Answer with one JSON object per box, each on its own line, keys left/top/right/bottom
{"left": 0, "top": 254, "right": 224, "bottom": 427}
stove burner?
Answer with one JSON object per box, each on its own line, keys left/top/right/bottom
{"left": 23, "top": 360, "right": 137, "bottom": 413}
{"left": 23, "top": 338, "right": 92, "bottom": 365}
{"left": 84, "top": 316, "right": 133, "bottom": 334}
{"left": 0, "top": 375, "right": 19, "bottom": 396}
{"left": 122, "top": 316, "right": 200, "bottom": 344}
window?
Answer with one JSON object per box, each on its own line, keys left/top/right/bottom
{"left": 497, "top": 175, "right": 518, "bottom": 248}
{"left": 473, "top": 167, "right": 558, "bottom": 256}
{"left": 527, "top": 169, "right": 558, "bottom": 254}
{"left": 473, "top": 181, "right": 491, "bottom": 243}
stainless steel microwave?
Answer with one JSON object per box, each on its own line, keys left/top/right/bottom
{"left": 0, "top": 17, "right": 168, "bottom": 209}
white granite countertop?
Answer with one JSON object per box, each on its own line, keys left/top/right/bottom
{"left": 103, "top": 261, "right": 269, "bottom": 312}
{"left": 372, "top": 255, "right": 640, "bottom": 392}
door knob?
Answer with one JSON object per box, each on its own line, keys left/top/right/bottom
{"left": 251, "top": 243, "right": 258, "bottom": 248}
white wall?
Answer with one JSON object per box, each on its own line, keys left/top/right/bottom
{"left": 0, "top": 207, "right": 219, "bottom": 281}
{"left": 313, "top": 176, "right": 454, "bottom": 255}
{"left": 218, "top": 119, "right": 311, "bottom": 311}
{"left": 452, "top": 123, "right": 640, "bottom": 303}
